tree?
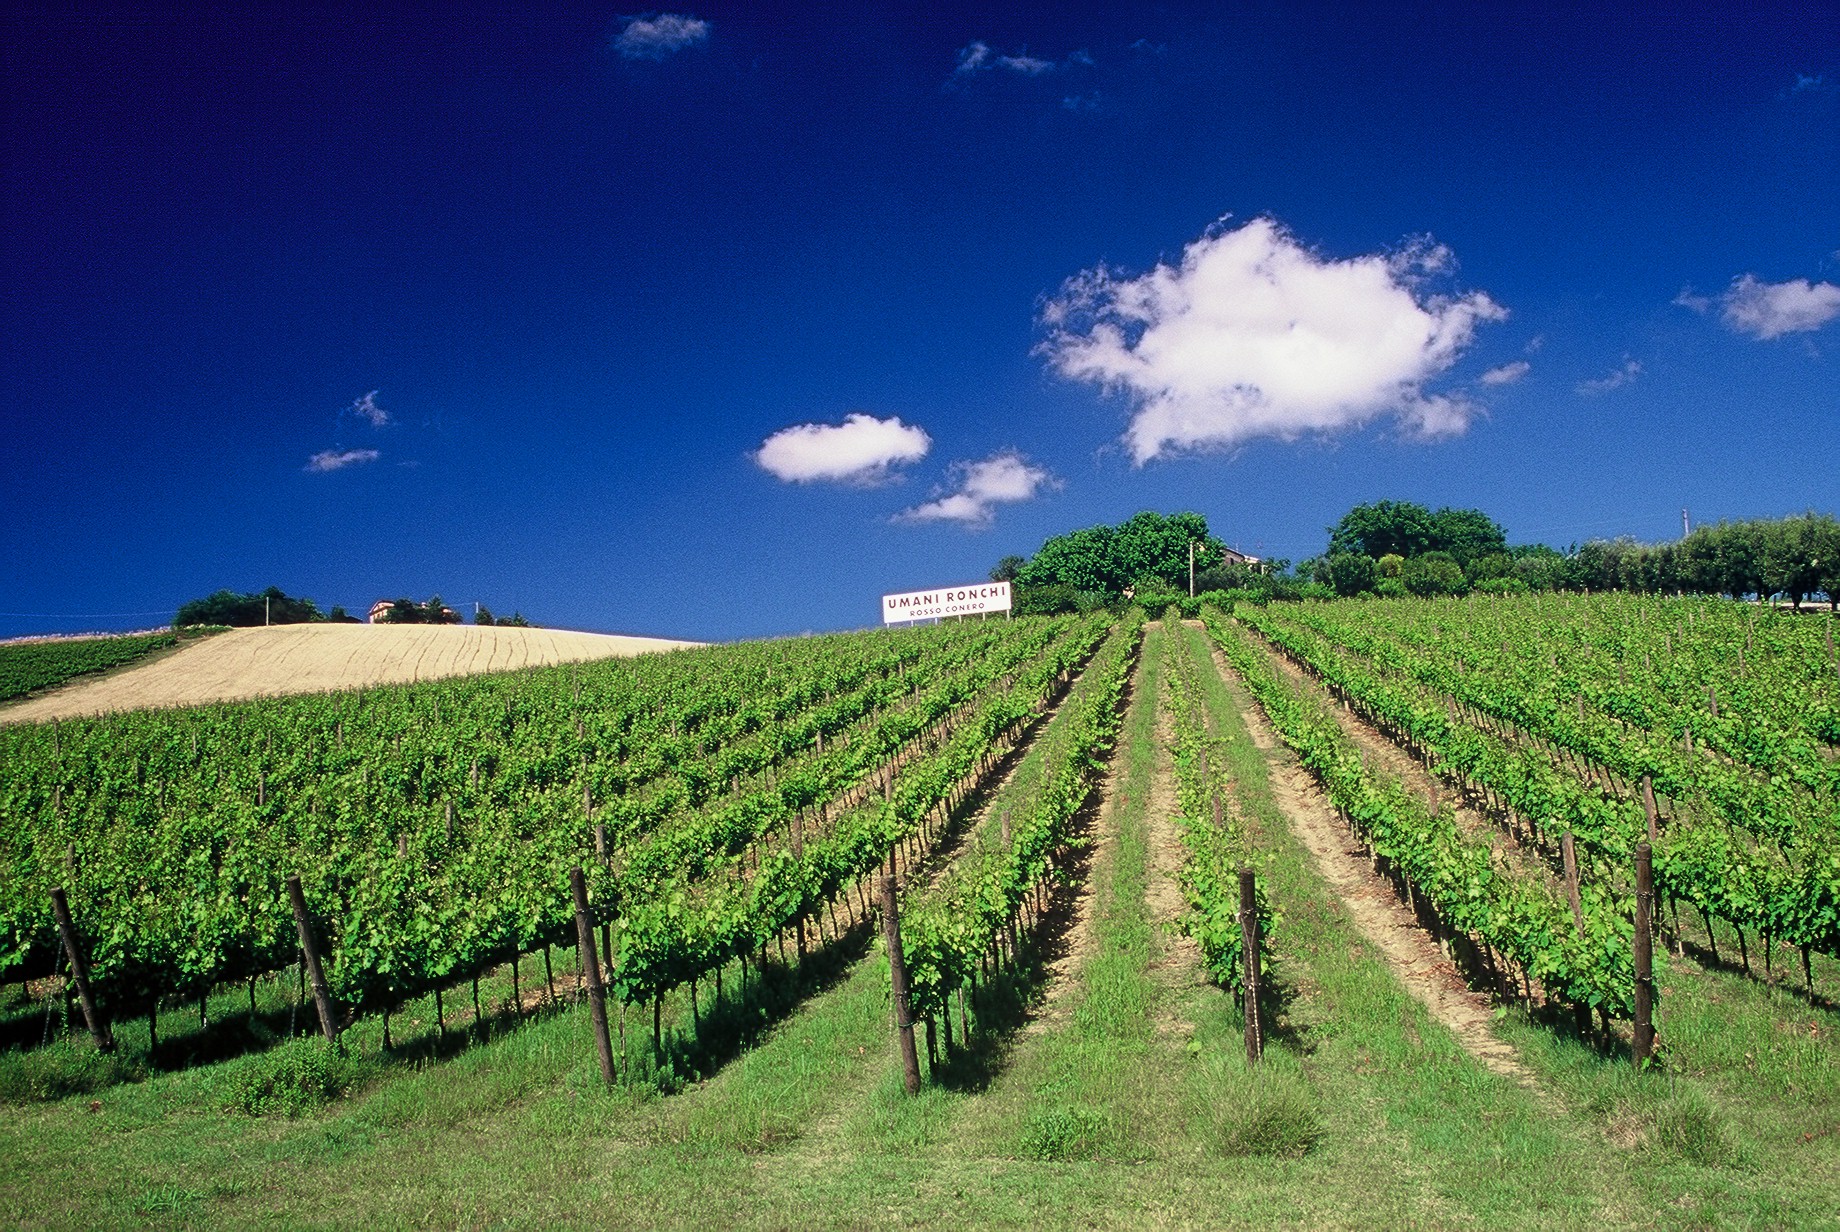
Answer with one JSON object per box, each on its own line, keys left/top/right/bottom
{"left": 326, "top": 605, "right": 360, "bottom": 624}
{"left": 1428, "top": 507, "right": 1509, "bottom": 566}
{"left": 174, "top": 586, "right": 323, "bottom": 627}
{"left": 1466, "top": 552, "right": 1513, "bottom": 583}
{"left": 474, "top": 605, "right": 496, "bottom": 626}
{"left": 1323, "top": 552, "right": 1379, "bottom": 597}
{"left": 1326, "top": 500, "right": 1505, "bottom": 565}
{"left": 1402, "top": 551, "right": 1467, "bottom": 597}
{"left": 1760, "top": 514, "right": 1837, "bottom": 609}
{"left": 989, "top": 556, "right": 1025, "bottom": 583}
{"left": 1327, "top": 500, "right": 1438, "bottom": 560}
{"left": 1510, "top": 545, "right": 1566, "bottom": 592}
{"left": 420, "top": 594, "right": 461, "bottom": 625}
{"left": 1014, "top": 511, "right": 1223, "bottom": 598}
{"left": 1712, "top": 522, "right": 1769, "bottom": 600}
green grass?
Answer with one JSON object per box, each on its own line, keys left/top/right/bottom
{"left": 0, "top": 623, "right": 1835, "bottom": 1228}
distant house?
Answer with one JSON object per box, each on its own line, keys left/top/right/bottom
{"left": 1219, "top": 547, "right": 1262, "bottom": 568}
{"left": 368, "top": 600, "right": 394, "bottom": 624}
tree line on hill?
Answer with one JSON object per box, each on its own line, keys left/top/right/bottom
{"left": 993, "top": 504, "right": 1840, "bottom": 615}
{"left": 174, "top": 588, "right": 534, "bottom": 628}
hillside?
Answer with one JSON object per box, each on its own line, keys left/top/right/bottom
{"left": 0, "top": 622, "right": 702, "bottom": 723}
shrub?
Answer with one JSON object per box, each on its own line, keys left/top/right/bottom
{"left": 227, "top": 1040, "right": 367, "bottom": 1117}
{"left": 1019, "top": 1105, "right": 1114, "bottom": 1160}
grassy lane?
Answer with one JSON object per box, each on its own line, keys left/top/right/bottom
{"left": 939, "top": 622, "right": 1169, "bottom": 1163}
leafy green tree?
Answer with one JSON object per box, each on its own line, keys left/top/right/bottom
{"left": 1712, "top": 522, "right": 1769, "bottom": 600}
{"left": 1015, "top": 511, "right": 1223, "bottom": 597}
{"left": 420, "top": 594, "right": 461, "bottom": 625}
{"left": 1465, "top": 552, "right": 1514, "bottom": 583}
{"left": 474, "top": 605, "right": 496, "bottom": 626}
{"left": 1402, "top": 551, "right": 1467, "bottom": 597}
{"left": 989, "top": 556, "right": 1025, "bottom": 583}
{"left": 1511, "top": 545, "right": 1566, "bottom": 592}
{"left": 1327, "top": 501, "right": 1505, "bottom": 565}
{"left": 1377, "top": 553, "right": 1405, "bottom": 578}
{"left": 174, "top": 586, "right": 322, "bottom": 627}
{"left": 380, "top": 598, "right": 423, "bottom": 624}
{"left": 1762, "top": 514, "right": 1838, "bottom": 609}
{"left": 1327, "top": 500, "right": 1437, "bottom": 559}
{"left": 1323, "top": 552, "right": 1380, "bottom": 597}
{"left": 1428, "top": 507, "right": 1509, "bottom": 566}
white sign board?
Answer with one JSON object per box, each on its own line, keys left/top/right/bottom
{"left": 881, "top": 581, "right": 1011, "bottom": 624}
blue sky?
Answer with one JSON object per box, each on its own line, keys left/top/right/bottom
{"left": 3, "top": 3, "right": 1836, "bottom": 641}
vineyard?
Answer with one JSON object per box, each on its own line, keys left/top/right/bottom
{"left": 0, "top": 629, "right": 213, "bottom": 705}
{"left": 1231, "top": 594, "right": 1840, "bottom": 1003}
{"left": 1, "top": 600, "right": 1836, "bottom": 1227}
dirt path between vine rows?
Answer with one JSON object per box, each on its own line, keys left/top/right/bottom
{"left": 1201, "top": 633, "right": 1537, "bottom": 1088}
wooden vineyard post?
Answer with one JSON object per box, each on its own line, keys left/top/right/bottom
{"left": 285, "top": 875, "right": 340, "bottom": 1047}
{"left": 1640, "top": 776, "right": 1659, "bottom": 845}
{"left": 1238, "top": 867, "right": 1262, "bottom": 1064}
{"left": 880, "top": 875, "right": 922, "bottom": 1094}
{"left": 1633, "top": 842, "right": 1655, "bottom": 1066}
{"left": 594, "top": 824, "right": 613, "bottom": 969}
{"left": 1560, "top": 832, "right": 1585, "bottom": 935}
{"left": 49, "top": 888, "right": 113, "bottom": 1052}
{"left": 570, "top": 866, "right": 617, "bottom": 1086}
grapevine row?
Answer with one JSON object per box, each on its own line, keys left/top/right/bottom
{"left": 894, "top": 619, "right": 1139, "bottom": 1023}
{"left": 1162, "top": 616, "right": 1272, "bottom": 993}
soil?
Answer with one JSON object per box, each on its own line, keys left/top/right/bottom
{"left": 1202, "top": 634, "right": 1539, "bottom": 1087}
{"left": 0, "top": 624, "right": 703, "bottom": 724}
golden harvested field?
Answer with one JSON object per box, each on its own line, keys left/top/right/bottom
{"left": 0, "top": 623, "right": 702, "bottom": 723}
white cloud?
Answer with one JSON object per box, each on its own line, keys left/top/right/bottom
{"left": 1577, "top": 359, "right": 1641, "bottom": 395}
{"left": 348, "top": 390, "right": 389, "bottom": 427}
{"left": 1479, "top": 360, "right": 1531, "bottom": 386}
{"left": 305, "top": 448, "right": 381, "bottom": 473}
{"left": 615, "top": 13, "right": 709, "bottom": 60}
{"left": 1673, "top": 287, "right": 1713, "bottom": 314}
{"left": 897, "top": 452, "right": 1058, "bottom": 527}
{"left": 754, "top": 413, "right": 931, "bottom": 484}
{"left": 1793, "top": 73, "right": 1825, "bottom": 92}
{"left": 1718, "top": 273, "right": 1840, "bottom": 340}
{"left": 954, "top": 41, "right": 1088, "bottom": 78}
{"left": 1038, "top": 217, "right": 1506, "bottom": 463}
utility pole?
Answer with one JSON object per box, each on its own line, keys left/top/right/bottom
{"left": 265, "top": 595, "right": 270, "bottom": 626}
{"left": 1682, "top": 508, "right": 1690, "bottom": 540}
{"left": 1189, "top": 542, "right": 1198, "bottom": 598}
